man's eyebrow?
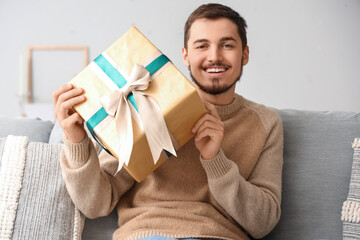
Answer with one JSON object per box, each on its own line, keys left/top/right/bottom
{"left": 192, "top": 37, "right": 238, "bottom": 45}
{"left": 220, "top": 37, "right": 237, "bottom": 42}
{"left": 192, "top": 39, "right": 209, "bottom": 44}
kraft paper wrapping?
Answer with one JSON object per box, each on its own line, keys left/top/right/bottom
{"left": 69, "top": 26, "right": 206, "bottom": 182}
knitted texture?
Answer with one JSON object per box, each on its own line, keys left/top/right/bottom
{"left": 0, "top": 136, "right": 84, "bottom": 240}
{"left": 73, "top": 208, "right": 85, "bottom": 240}
{"left": 342, "top": 138, "right": 360, "bottom": 239}
{"left": 0, "top": 136, "right": 28, "bottom": 239}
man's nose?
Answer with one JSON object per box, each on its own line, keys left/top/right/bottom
{"left": 207, "top": 46, "right": 223, "bottom": 63}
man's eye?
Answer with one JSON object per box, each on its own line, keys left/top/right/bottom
{"left": 223, "top": 44, "right": 233, "bottom": 48}
{"left": 196, "top": 45, "right": 207, "bottom": 49}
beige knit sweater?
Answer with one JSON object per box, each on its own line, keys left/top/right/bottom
{"left": 60, "top": 94, "right": 283, "bottom": 240}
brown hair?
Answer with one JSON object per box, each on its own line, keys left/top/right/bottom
{"left": 184, "top": 3, "right": 248, "bottom": 50}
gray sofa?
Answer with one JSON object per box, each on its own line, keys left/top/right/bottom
{"left": 0, "top": 109, "right": 359, "bottom": 239}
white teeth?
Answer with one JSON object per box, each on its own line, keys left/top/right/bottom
{"left": 206, "top": 68, "right": 226, "bottom": 73}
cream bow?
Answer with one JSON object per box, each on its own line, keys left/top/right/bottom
{"left": 100, "top": 64, "right": 176, "bottom": 173}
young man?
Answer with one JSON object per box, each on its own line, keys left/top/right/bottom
{"left": 53, "top": 3, "right": 283, "bottom": 240}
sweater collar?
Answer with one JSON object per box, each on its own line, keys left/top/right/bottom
{"left": 215, "top": 94, "right": 245, "bottom": 118}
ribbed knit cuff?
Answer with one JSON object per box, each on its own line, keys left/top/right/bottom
{"left": 62, "top": 134, "right": 90, "bottom": 169}
{"left": 200, "top": 149, "right": 234, "bottom": 179}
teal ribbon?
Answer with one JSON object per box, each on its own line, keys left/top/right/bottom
{"left": 93, "top": 54, "right": 138, "bottom": 111}
{"left": 86, "top": 54, "right": 171, "bottom": 156}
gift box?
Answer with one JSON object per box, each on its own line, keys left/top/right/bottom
{"left": 69, "top": 26, "right": 206, "bottom": 182}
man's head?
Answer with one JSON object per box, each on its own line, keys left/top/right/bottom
{"left": 182, "top": 3, "right": 249, "bottom": 104}
{"left": 184, "top": 3, "right": 248, "bottom": 51}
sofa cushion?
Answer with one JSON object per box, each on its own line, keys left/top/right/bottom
{"left": 0, "top": 116, "right": 54, "bottom": 142}
{"left": 264, "top": 110, "right": 360, "bottom": 239}
{"left": 82, "top": 210, "right": 119, "bottom": 239}
{"left": 0, "top": 136, "right": 84, "bottom": 239}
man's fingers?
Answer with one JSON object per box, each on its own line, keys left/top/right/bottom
{"left": 52, "top": 84, "right": 73, "bottom": 107}
{"left": 195, "top": 119, "right": 223, "bottom": 135}
{"left": 192, "top": 113, "right": 223, "bottom": 133}
{"left": 194, "top": 119, "right": 224, "bottom": 142}
{"left": 194, "top": 128, "right": 222, "bottom": 142}
{"left": 53, "top": 84, "right": 73, "bottom": 118}
{"left": 58, "top": 88, "right": 84, "bottom": 104}
{"left": 192, "top": 100, "right": 221, "bottom": 132}
{"left": 62, "top": 112, "right": 84, "bottom": 129}
{"left": 60, "top": 95, "right": 86, "bottom": 111}
{"left": 58, "top": 95, "right": 86, "bottom": 121}
{"left": 55, "top": 87, "right": 84, "bottom": 120}
{"left": 202, "top": 101, "right": 221, "bottom": 120}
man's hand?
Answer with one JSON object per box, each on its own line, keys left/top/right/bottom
{"left": 52, "top": 84, "right": 86, "bottom": 143}
{"left": 192, "top": 101, "right": 224, "bottom": 160}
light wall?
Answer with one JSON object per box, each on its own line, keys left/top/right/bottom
{"left": 1, "top": 0, "right": 359, "bottom": 120}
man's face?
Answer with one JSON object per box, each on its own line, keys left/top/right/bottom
{"left": 182, "top": 17, "right": 249, "bottom": 96}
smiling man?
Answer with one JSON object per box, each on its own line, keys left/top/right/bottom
{"left": 53, "top": 3, "right": 283, "bottom": 240}
{"left": 180, "top": 4, "right": 284, "bottom": 239}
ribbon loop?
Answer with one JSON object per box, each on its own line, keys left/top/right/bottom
{"left": 120, "top": 83, "right": 134, "bottom": 97}
{"left": 100, "top": 89, "right": 123, "bottom": 116}
{"left": 129, "top": 64, "right": 151, "bottom": 87}
{"left": 100, "top": 63, "right": 176, "bottom": 172}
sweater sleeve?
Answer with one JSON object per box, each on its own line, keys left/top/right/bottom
{"left": 200, "top": 114, "right": 283, "bottom": 239}
{"left": 60, "top": 134, "right": 135, "bottom": 219}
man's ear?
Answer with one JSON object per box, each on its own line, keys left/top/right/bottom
{"left": 242, "top": 45, "right": 249, "bottom": 66}
{"left": 182, "top": 47, "right": 190, "bottom": 68}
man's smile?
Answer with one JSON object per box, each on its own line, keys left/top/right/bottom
{"left": 202, "top": 64, "right": 231, "bottom": 77}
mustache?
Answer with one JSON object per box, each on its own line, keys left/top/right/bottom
{"left": 202, "top": 62, "right": 231, "bottom": 69}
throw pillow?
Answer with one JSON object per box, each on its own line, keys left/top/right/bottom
{"left": 341, "top": 138, "right": 360, "bottom": 239}
{"left": 0, "top": 135, "right": 84, "bottom": 239}
{"left": 0, "top": 117, "right": 54, "bottom": 143}
{"left": 48, "top": 119, "right": 64, "bottom": 144}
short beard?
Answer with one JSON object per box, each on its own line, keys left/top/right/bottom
{"left": 189, "top": 60, "right": 244, "bottom": 96}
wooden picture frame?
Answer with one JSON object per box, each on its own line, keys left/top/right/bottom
{"left": 26, "top": 45, "right": 89, "bottom": 103}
